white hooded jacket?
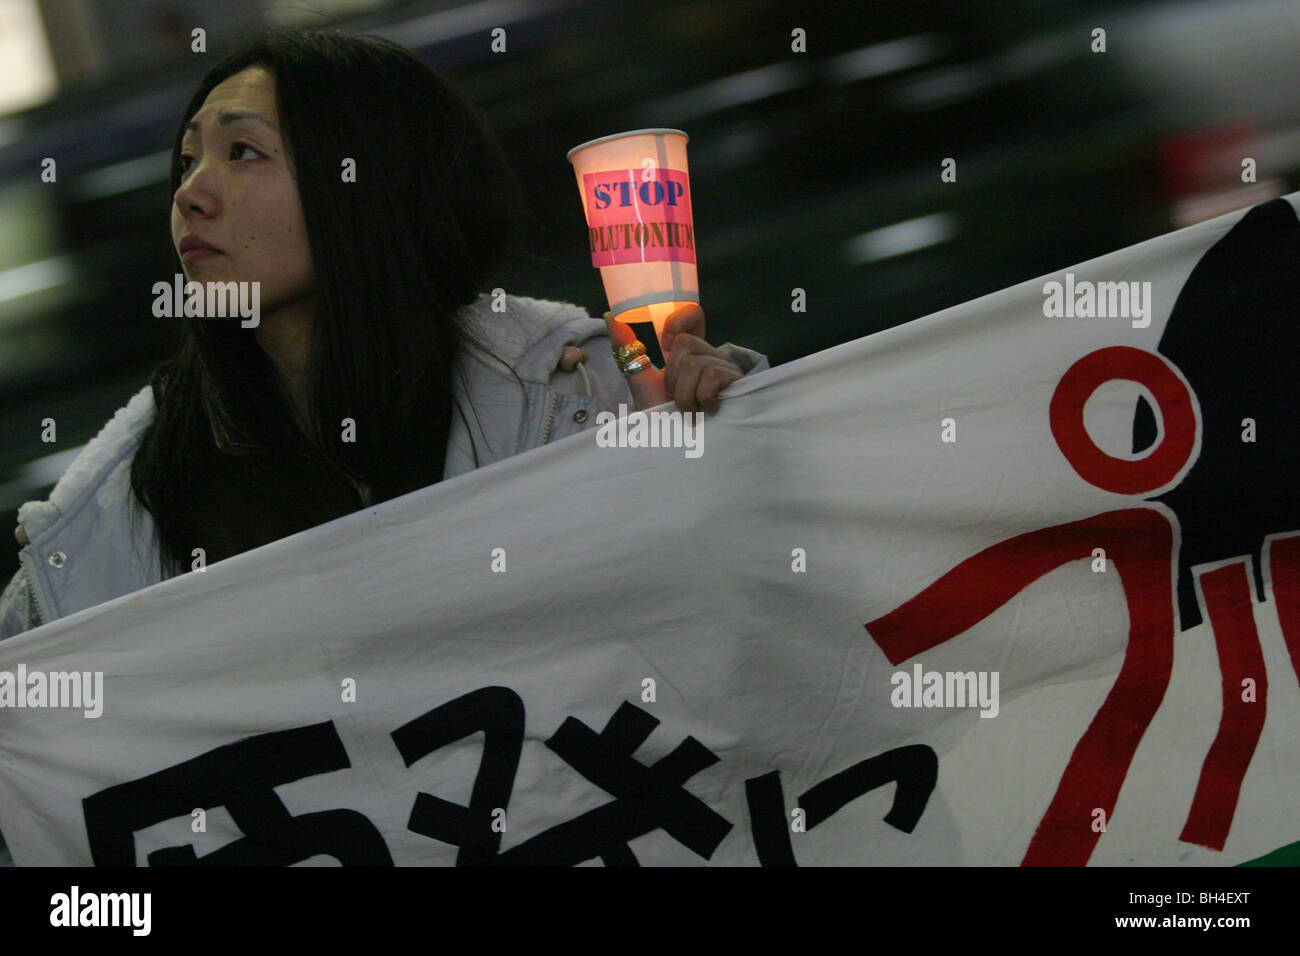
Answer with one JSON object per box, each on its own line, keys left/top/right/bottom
{"left": 0, "top": 292, "right": 768, "bottom": 638}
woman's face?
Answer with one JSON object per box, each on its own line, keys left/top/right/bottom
{"left": 171, "top": 65, "right": 314, "bottom": 316}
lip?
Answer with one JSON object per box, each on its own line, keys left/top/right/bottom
{"left": 179, "top": 235, "right": 222, "bottom": 259}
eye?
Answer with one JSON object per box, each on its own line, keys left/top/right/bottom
{"left": 175, "top": 142, "right": 262, "bottom": 177}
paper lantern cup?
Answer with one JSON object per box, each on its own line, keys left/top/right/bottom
{"left": 568, "top": 129, "right": 698, "bottom": 344}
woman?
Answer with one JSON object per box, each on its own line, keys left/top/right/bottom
{"left": 0, "top": 29, "right": 767, "bottom": 638}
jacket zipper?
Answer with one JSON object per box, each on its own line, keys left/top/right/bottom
{"left": 539, "top": 389, "right": 558, "bottom": 445}
{"left": 21, "top": 552, "right": 50, "bottom": 628}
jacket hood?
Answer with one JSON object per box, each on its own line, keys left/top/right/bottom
{"left": 457, "top": 292, "right": 602, "bottom": 383}
{"left": 16, "top": 385, "right": 156, "bottom": 544}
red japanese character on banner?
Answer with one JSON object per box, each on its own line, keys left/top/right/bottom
{"left": 867, "top": 198, "right": 1300, "bottom": 865}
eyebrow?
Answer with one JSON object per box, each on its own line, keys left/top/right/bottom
{"left": 184, "top": 110, "right": 280, "bottom": 135}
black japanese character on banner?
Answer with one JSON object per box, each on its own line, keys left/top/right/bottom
{"left": 83, "top": 721, "right": 393, "bottom": 866}
{"left": 500, "top": 700, "right": 733, "bottom": 866}
{"left": 82, "top": 691, "right": 920, "bottom": 867}
{"left": 744, "top": 744, "right": 938, "bottom": 866}
{"left": 398, "top": 696, "right": 732, "bottom": 865}
{"left": 391, "top": 685, "right": 525, "bottom": 865}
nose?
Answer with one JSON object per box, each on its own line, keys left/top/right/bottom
{"left": 173, "top": 158, "right": 218, "bottom": 219}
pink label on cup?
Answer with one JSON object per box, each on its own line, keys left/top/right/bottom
{"left": 582, "top": 168, "right": 695, "bottom": 267}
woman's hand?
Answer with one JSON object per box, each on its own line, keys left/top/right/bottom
{"left": 602, "top": 305, "right": 744, "bottom": 415}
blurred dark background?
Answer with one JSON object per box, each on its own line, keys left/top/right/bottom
{"left": 2, "top": 0, "right": 1298, "bottom": 578}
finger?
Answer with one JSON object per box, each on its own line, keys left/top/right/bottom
{"left": 670, "top": 356, "right": 708, "bottom": 413}
{"left": 661, "top": 304, "right": 705, "bottom": 355}
{"left": 696, "top": 363, "right": 744, "bottom": 415}
{"left": 663, "top": 343, "right": 737, "bottom": 401}
{"left": 661, "top": 329, "right": 736, "bottom": 371}
{"left": 670, "top": 355, "right": 741, "bottom": 414}
{"left": 603, "top": 310, "right": 639, "bottom": 350}
{"left": 660, "top": 332, "right": 710, "bottom": 397}
{"left": 603, "top": 311, "right": 669, "bottom": 411}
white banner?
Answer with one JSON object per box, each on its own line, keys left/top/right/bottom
{"left": 2, "top": 196, "right": 1299, "bottom": 866}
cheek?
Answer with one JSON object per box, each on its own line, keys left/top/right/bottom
{"left": 278, "top": 206, "right": 312, "bottom": 270}
{"left": 232, "top": 183, "right": 311, "bottom": 271}
{"left": 252, "top": 212, "right": 313, "bottom": 277}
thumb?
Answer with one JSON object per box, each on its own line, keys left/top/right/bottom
{"left": 604, "top": 311, "right": 669, "bottom": 412}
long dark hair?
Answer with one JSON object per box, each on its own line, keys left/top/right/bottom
{"left": 131, "top": 28, "right": 530, "bottom": 578}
